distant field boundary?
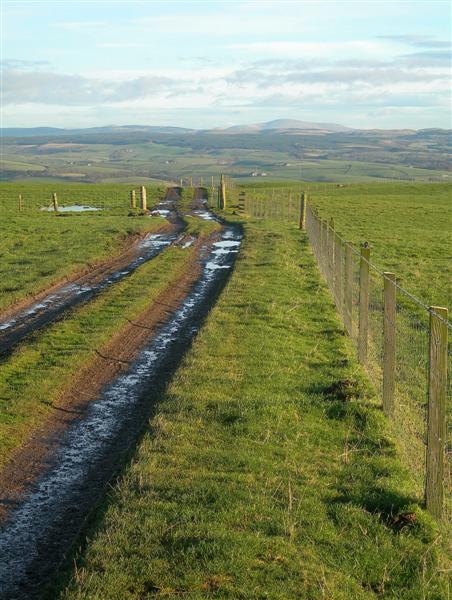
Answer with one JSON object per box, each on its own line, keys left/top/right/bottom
{"left": 233, "top": 185, "right": 451, "bottom": 523}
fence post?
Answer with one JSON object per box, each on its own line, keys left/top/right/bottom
{"left": 130, "top": 189, "right": 136, "bottom": 209}
{"left": 327, "top": 218, "right": 335, "bottom": 289}
{"left": 321, "top": 220, "right": 328, "bottom": 275}
{"left": 52, "top": 192, "right": 59, "bottom": 212}
{"left": 219, "top": 174, "right": 226, "bottom": 209}
{"left": 383, "top": 272, "right": 396, "bottom": 416}
{"left": 425, "top": 306, "right": 448, "bottom": 519}
{"left": 140, "top": 186, "right": 147, "bottom": 211}
{"left": 334, "top": 233, "right": 343, "bottom": 311}
{"left": 358, "top": 244, "right": 370, "bottom": 364}
{"left": 18, "top": 194, "right": 23, "bottom": 212}
{"left": 344, "top": 242, "right": 353, "bottom": 336}
{"left": 299, "top": 192, "right": 307, "bottom": 230}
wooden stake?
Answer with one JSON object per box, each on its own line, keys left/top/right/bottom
{"left": 383, "top": 272, "right": 396, "bottom": 416}
{"left": 328, "top": 218, "right": 335, "bottom": 286}
{"left": 298, "top": 192, "right": 307, "bottom": 230}
{"left": 18, "top": 194, "right": 23, "bottom": 212}
{"left": 52, "top": 192, "right": 59, "bottom": 212}
{"left": 425, "top": 306, "right": 448, "bottom": 519}
{"left": 344, "top": 242, "right": 353, "bottom": 336}
{"left": 219, "top": 174, "right": 226, "bottom": 210}
{"left": 140, "top": 186, "right": 147, "bottom": 211}
{"left": 321, "top": 220, "right": 328, "bottom": 275}
{"left": 130, "top": 189, "right": 136, "bottom": 209}
{"left": 358, "top": 244, "right": 370, "bottom": 364}
{"left": 334, "top": 233, "right": 343, "bottom": 311}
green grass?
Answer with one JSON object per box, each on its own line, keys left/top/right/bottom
{"left": 0, "top": 216, "right": 220, "bottom": 471}
{"left": 237, "top": 182, "right": 452, "bottom": 515}
{"left": 240, "top": 182, "right": 451, "bottom": 308}
{"left": 0, "top": 183, "right": 167, "bottom": 311}
{"left": 55, "top": 218, "right": 448, "bottom": 599}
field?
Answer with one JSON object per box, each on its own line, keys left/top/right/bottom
{"left": 2, "top": 127, "right": 450, "bottom": 184}
{"left": 0, "top": 183, "right": 166, "bottom": 311}
{"left": 0, "top": 181, "right": 450, "bottom": 598}
{"left": 54, "top": 214, "right": 448, "bottom": 599}
{"left": 236, "top": 182, "right": 451, "bottom": 307}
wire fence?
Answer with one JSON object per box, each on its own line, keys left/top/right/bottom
{"left": 239, "top": 187, "right": 451, "bottom": 523}
{"left": 0, "top": 184, "right": 166, "bottom": 214}
{"left": 308, "top": 203, "right": 451, "bottom": 523}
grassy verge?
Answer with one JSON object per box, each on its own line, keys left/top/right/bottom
{"left": 57, "top": 218, "right": 447, "bottom": 599}
{"left": 0, "top": 183, "right": 167, "bottom": 312}
{"left": 240, "top": 182, "right": 451, "bottom": 307}
{"left": 0, "top": 217, "right": 220, "bottom": 471}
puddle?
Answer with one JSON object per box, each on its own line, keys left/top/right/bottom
{"left": 0, "top": 221, "right": 242, "bottom": 598}
{"left": 206, "top": 262, "right": 231, "bottom": 270}
{"left": 192, "top": 210, "right": 215, "bottom": 221}
{"left": 0, "top": 233, "right": 179, "bottom": 355}
{"left": 213, "top": 241, "right": 241, "bottom": 250}
{"left": 41, "top": 205, "right": 102, "bottom": 212}
{"left": 150, "top": 209, "right": 171, "bottom": 217}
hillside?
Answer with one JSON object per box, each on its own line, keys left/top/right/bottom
{"left": 1, "top": 124, "right": 450, "bottom": 184}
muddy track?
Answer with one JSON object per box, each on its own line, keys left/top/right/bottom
{"left": 0, "top": 189, "right": 242, "bottom": 599}
{"left": 0, "top": 188, "right": 185, "bottom": 357}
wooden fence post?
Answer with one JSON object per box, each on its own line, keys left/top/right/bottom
{"left": 52, "top": 192, "right": 59, "bottom": 212}
{"left": 321, "top": 220, "right": 328, "bottom": 275}
{"left": 189, "top": 176, "right": 193, "bottom": 188}
{"left": 18, "top": 194, "right": 23, "bottom": 212}
{"left": 383, "top": 272, "right": 396, "bottom": 416}
{"left": 327, "top": 218, "right": 335, "bottom": 288}
{"left": 299, "top": 192, "right": 307, "bottom": 230}
{"left": 358, "top": 244, "right": 370, "bottom": 364}
{"left": 130, "top": 189, "right": 136, "bottom": 209}
{"left": 140, "top": 186, "right": 147, "bottom": 211}
{"left": 425, "top": 306, "right": 448, "bottom": 519}
{"left": 334, "top": 233, "right": 343, "bottom": 311}
{"left": 219, "top": 174, "right": 226, "bottom": 210}
{"left": 344, "top": 242, "right": 353, "bottom": 336}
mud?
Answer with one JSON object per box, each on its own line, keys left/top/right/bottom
{"left": 0, "top": 191, "right": 242, "bottom": 599}
{"left": 0, "top": 190, "right": 184, "bottom": 356}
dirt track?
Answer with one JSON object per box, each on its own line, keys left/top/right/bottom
{"left": 0, "top": 188, "right": 242, "bottom": 599}
{"left": 0, "top": 189, "right": 184, "bottom": 356}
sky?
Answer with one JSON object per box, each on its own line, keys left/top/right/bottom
{"left": 1, "top": 0, "right": 451, "bottom": 129}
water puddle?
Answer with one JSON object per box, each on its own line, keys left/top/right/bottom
{"left": 0, "top": 232, "right": 179, "bottom": 355}
{"left": 0, "top": 222, "right": 242, "bottom": 597}
{"left": 150, "top": 209, "right": 171, "bottom": 217}
{"left": 41, "top": 205, "right": 102, "bottom": 212}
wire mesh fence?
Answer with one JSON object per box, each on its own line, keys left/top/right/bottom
{"left": 239, "top": 187, "right": 450, "bottom": 522}
{"left": 306, "top": 201, "right": 451, "bottom": 522}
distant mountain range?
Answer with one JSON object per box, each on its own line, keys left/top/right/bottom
{"left": 3, "top": 119, "right": 443, "bottom": 138}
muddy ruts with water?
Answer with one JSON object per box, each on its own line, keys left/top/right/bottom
{"left": 0, "top": 213, "right": 242, "bottom": 599}
{"left": 0, "top": 188, "right": 185, "bottom": 356}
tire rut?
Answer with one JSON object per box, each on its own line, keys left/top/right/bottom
{"left": 0, "top": 188, "right": 242, "bottom": 599}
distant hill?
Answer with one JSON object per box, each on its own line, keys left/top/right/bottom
{"left": 1, "top": 125, "right": 195, "bottom": 137}
{"left": 216, "top": 119, "right": 353, "bottom": 134}
{"left": 2, "top": 120, "right": 353, "bottom": 138}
